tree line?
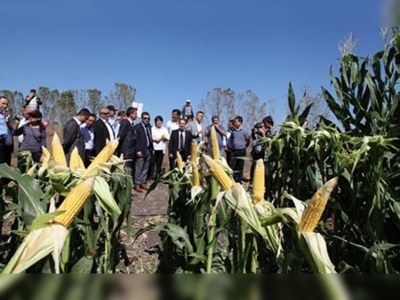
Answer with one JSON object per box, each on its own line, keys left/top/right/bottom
{"left": 1, "top": 82, "right": 328, "bottom": 131}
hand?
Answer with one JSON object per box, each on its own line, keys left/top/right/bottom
{"left": 137, "top": 151, "right": 143, "bottom": 157}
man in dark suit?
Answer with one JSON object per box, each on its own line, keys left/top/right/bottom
{"left": 168, "top": 118, "right": 193, "bottom": 170}
{"left": 62, "top": 108, "right": 90, "bottom": 162}
{"left": 132, "top": 112, "right": 153, "bottom": 193}
{"left": 116, "top": 107, "right": 138, "bottom": 172}
{"left": 93, "top": 107, "right": 115, "bottom": 156}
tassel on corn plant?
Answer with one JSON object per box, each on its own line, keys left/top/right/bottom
{"left": 53, "top": 176, "right": 95, "bottom": 228}
{"left": 69, "top": 147, "right": 85, "bottom": 172}
{"left": 52, "top": 133, "right": 67, "bottom": 166}
{"left": 252, "top": 159, "right": 265, "bottom": 205}
{"left": 210, "top": 126, "right": 220, "bottom": 160}
{"left": 203, "top": 154, "right": 234, "bottom": 191}
{"left": 299, "top": 177, "right": 339, "bottom": 232}
{"left": 83, "top": 139, "right": 119, "bottom": 176}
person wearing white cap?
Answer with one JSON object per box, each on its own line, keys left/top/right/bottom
{"left": 181, "top": 99, "right": 194, "bottom": 120}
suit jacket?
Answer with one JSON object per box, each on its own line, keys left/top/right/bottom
{"left": 186, "top": 120, "right": 207, "bottom": 142}
{"left": 132, "top": 122, "right": 153, "bottom": 158}
{"left": 168, "top": 129, "right": 192, "bottom": 161}
{"left": 63, "top": 118, "right": 85, "bottom": 161}
{"left": 93, "top": 118, "right": 114, "bottom": 156}
{"left": 117, "top": 119, "right": 135, "bottom": 159}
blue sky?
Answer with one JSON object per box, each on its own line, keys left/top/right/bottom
{"left": 1, "top": 1, "right": 386, "bottom": 125}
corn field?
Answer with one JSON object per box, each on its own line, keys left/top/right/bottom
{"left": 0, "top": 29, "right": 399, "bottom": 294}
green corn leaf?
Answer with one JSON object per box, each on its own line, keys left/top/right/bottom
{"left": 30, "top": 211, "right": 65, "bottom": 231}
{"left": 0, "top": 164, "right": 45, "bottom": 226}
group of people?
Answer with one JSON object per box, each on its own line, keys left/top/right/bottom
{"left": 0, "top": 92, "right": 277, "bottom": 193}
{"left": 0, "top": 92, "right": 47, "bottom": 170}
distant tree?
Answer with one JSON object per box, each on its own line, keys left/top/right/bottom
{"left": 105, "top": 83, "right": 136, "bottom": 110}
{"left": 299, "top": 86, "right": 333, "bottom": 128}
{"left": 241, "top": 90, "right": 267, "bottom": 130}
{"left": 87, "top": 89, "right": 103, "bottom": 114}
{"left": 38, "top": 87, "right": 60, "bottom": 123}
{"left": 56, "top": 90, "right": 77, "bottom": 125}
{"left": 198, "top": 87, "right": 271, "bottom": 131}
{"left": 72, "top": 89, "right": 87, "bottom": 110}
{"left": 0, "top": 89, "right": 24, "bottom": 119}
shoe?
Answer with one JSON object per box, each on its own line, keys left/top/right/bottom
{"left": 133, "top": 186, "right": 143, "bottom": 193}
{"left": 140, "top": 185, "right": 149, "bottom": 190}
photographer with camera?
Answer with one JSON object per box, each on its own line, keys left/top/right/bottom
{"left": 25, "top": 89, "right": 42, "bottom": 111}
{"left": 12, "top": 110, "right": 46, "bottom": 172}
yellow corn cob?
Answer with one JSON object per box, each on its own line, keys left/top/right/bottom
{"left": 252, "top": 159, "right": 265, "bottom": 205}
{"left": 299, "top": 177, "right": 339, "bottom": 232}
{"left": 41, "top": 146, "right": 51, "bottom": 169}
{"left": 192, "top": 162, "right": 200, "bottom": 186}
{"left": 53, "top": 176, "right": 95, "bottom": 228}
{"left": 26, "top": 164, "right": 37, "bottom": 177}
{"left": 52, "top": 133, "right": 67, "bottom": 166}
{"left": 210, "top": 126, "right": 220, "bottom": 160}
{"left": 190, "top": 140, "right": 198, "bottom": 163}
{"left": 176, "top": 151, "right": 184, "bottom": 170}
{"left": 69, "top": 147, "right": 85, "bottom": 171}
{"left": 42, "top": 146, "right": 51, "bottom": 160}
{"left": 83, "top": 139, "right": 119, "bottom": 176}
{"left": 203, "top": 154, "right": 234, "bottom": 191}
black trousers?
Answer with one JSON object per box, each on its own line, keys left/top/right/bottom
{"left": 229, "top": 148, "right": 246, "bottom": 183}
{"left": 149, "top": 150, "right": 164, "bottom": 179}
{"left": 84, "top": 149, "right": 94, "bottom": 168}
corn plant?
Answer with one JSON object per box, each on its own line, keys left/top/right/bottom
{"left": 0, "top": 137, "right": 133, "bottom": 274}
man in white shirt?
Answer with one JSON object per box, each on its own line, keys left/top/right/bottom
{"left": 106, "top": 105, "right": 118, "bottom": 128}
{"left": 80, "top": 113, "right": 96, "bottom": 167}
{"left": 186, "top": 111, "right": 206, "bottom": 142}
{"left": 14, "top": 105, "right": 31, "bottom": 146}
{"left": 166, "top": 109, "right": 181, "bottom": 134}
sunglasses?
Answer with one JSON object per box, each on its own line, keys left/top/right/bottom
{"left": 142, "top": 117, "right": 150, "bottom": 120}
{"left": 101, "top": 112, "right": 109, "bottom": 115}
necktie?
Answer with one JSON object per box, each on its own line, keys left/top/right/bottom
{"left": 146, "top": 126, "right": 151, "bottom": 147}
{"left": 179, "top": 130, "right": 184, "bottom": 151}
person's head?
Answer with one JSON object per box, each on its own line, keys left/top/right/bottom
{"left": 154, "top": 115, "right": 163, "bottom": 128}
{"left": 234, "top": 116, "right": 243, "bottom": 129}
{"left": 25, "top": 89, "right": 36, "bottom": 102}
{"left": 178, "top": 118, "right": 187, "bottom": 130}
{"left": 0, "top": 96, "right": 9, "bottom": 112}
{"left": 85, "top": 113, "right": 96, "bottom": 128}
{"left": 117, "top": 111, "right": 127, "bottom": 121}
{"left": 22, "top": 105, "right": 31, "bottom": 119}
{"left": 171, "top": 109, "right": 181, "bottom": 122}
{"left": 186, "top": 99, "right": 191, "bottom": 106}
{"left": 28, "top": 110, "right": 42, "bottom": 125}
{"left": 99, "top": 107, "right": 110, "bottom": 120}
{"left": 106, "top": 105, "right": 117, "bottom": 118}
{"left": 195, "top": 111, "right": 204, "bottom": 123}
{"left": 126, "top": 107, "right": 138, "bottom": 120}
{"left": 211, "top": 115, "right": 220, "bottom": 126}
{"left": 77, "top": 108, "right": 90, "bottom": 123}
{"left": 141, "top": 112, "right": 150, "bottom": 125}
{"left": 228, "top": 119, "right": 235, "bottom": 131}
{"left": 253, "top": 122, "right": 264, "bottom": 135}
{"left": 3, "top": 107, "right": 9, "bottom": 118}
{"left": 262, "top": 116, "right": 274, "bottom": 129}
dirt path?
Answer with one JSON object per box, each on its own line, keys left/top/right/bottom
{"left": 118, "top": 182, "right": 169, "bottom": 273}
